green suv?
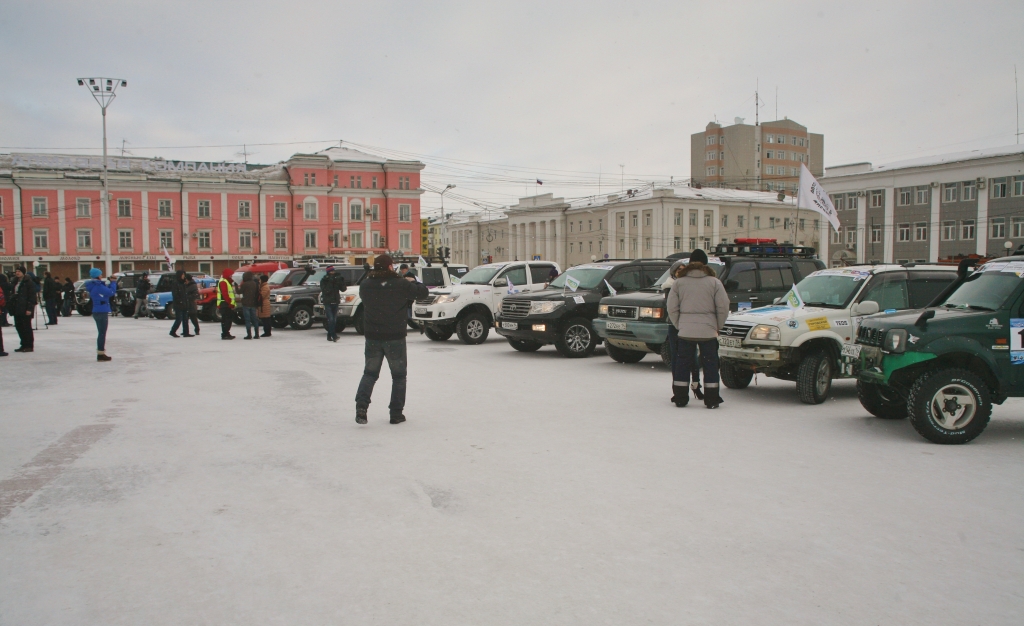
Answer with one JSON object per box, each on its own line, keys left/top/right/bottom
{"left": 855, "top": 252, "right": 1024, "bottom": 444}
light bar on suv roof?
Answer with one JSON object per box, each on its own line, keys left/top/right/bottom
{"left": 713, "top": 243, "right": 816, "bottom": 258}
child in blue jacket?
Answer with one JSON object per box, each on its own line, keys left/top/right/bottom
{"left": 84, "top": 268, "right": 117, "bottom": 362}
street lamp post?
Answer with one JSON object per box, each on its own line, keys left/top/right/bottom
{"left": 77, "top": 77, "right": 127, "bottom": 276}
{"left": 440, "top": 184, "right": 455, "bottom": 258}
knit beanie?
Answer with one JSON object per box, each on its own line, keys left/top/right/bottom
{"left": 90, "top": 268, "right": 102, "bottom": 278}
{"left": 689, "top": 249, "right": 709, "bottom": 265}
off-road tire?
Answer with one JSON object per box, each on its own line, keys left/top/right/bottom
{"left": 152, "top": 310, "right": 166, "bottom": 320}
{"left": 77, "top": 302, "right": 93, "bottom": 316}
{"left": 119, "top": 303, "right": 135, "bottom": 318}
{"left": 457, "top": 312, "right": 490, "bottom": 345}
{"left": 721, "top": 361, "right": 754, "bottom": 389}
{"left": 907, "top": 369, "right": 992, "bottom": 444}
{"left": 165, "top": 302, "right": 176, "bottom": 320}
{"left": 271, "top": 316, "right": 288, "bottom": 329}
{"left": 606, "top": 342, "right": 645, "bottom": 363}
{"left": 659, "top": 341, "right": 672, "bottom": 367}
{"left": 201, "top": 304, "right": 217, "bottom": 322}
{"left": 425, "top": 326, "right": 453, "bottom": 342}
{"left": 797, "top": 350, "right": 832, "bottom": 404}
{"left": 289, "top": 304, "right": 314, "bottom": 330}
{"left": 857, "top": 380, "right": 907, "bottom": 420}
{"left": 508, "top": 339, "right": 543, "bottom": 352}
{"left": 353, "top": 309, "right": 364, "bottom": 335}
{"left": 555, "top": 317, "right": 596, "bottom": 358}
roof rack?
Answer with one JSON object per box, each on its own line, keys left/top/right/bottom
{"left": 713, "top": 242, "right": 816, "bottom": 258}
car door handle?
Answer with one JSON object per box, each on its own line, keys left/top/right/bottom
{"left": 749, "top": 297, "right": 758, "bottom": 300}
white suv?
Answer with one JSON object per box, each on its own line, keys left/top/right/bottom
{"left": 414, "top": 260, "right": 560, "bottom": 344}
{"left": 717, "top": 264, "right": 958, "bottom": 404}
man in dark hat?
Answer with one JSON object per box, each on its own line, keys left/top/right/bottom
{"left": 320, "top": 265, "right": 347, "bottom": 342}
{"left": 354, "top": 254, "right": 429, "bottom": 425}
{"left": 10, "top": 267, "right": 36, "bottom": 353}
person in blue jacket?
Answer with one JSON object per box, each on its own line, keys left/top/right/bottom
{"left": 84, "top": 268, "right": 117, "bottom": 362}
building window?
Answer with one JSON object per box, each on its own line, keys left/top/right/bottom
{"left": 870, "top": 190, "right": 883, "bottom": 208}
{"left": 673, "top": 237, "right": 681, "bottom": 250}
{"left": 371, "top": 176, "right": 378, "bottom": 189}
{"left": 619, "top": 215, "right": 625, "bottom": 228}
{"left": 753, "top": 216, "right": 761, "bottom": 229}
{"left": 707, "top": 136, "right": 717, "bottom": 145}
{"left": 689, "top": 212, "right": 697, "bottom": 226}
{"left": 631, "top": 239, "right": 637, "bottom": 251}
{"left": 116, "top": 198, "right": 131, "bottom": 217}
{"left": 962, "top": 181, "right": 977, "bottom": 201}
{"left": 349, "top": 203, "right": 363, "bottom": 221}
{"left": 1014, "top": 176, "right": 1024, "bottom": 196}
{"left": 915, "top": 222, "right": 928, "bottom": 241}
{"left": 1013, "top": 217, "right": 1024, "bottom": 238}
{"left": 706, "top": 151, "right": 716, "bottom": 161}
{"left": 399, "top": 204, "right": 412, "bottom": 222}
{"left": 943, "top": 183, "right": 958, "bottom": 203}
{"left": 784, "top": 218, "right": 791, "bottom": 230}
{"left": 371, "top": 231, "right": 381, "bottom": 248}
{"left": 846, "top": 229, "right": 856, "bottom": 244}
{"left": 350, "top": 176, "right": 362, "bottom": 189}
{"left": 303, "top": 173, "right": 309, "bottom": 185}
{"left": 832, "top": 194, "right": 845, "bottom": 211}
{"left": 961, "top": 219, "right": 975, "bottom": 240}
{"left": 832, "top": 229, "right": 841, "bottom": 244}
{"left": 238, "top": 230, "right": 252, "bottom": 249}
{"left": 706, "top": 167, "right": 716, "bottom": 176}
{"left": 721, "top": 214, "right": 729, "bottom": 227}
{"left": 304, "top": 231, "right": 318, "bottom": 249}
{"left": 769, "top": 217, "right": 777, "bottom": 229}
{"left": 598, "top": 219, "right": 603, "bottom": 230}
{"left": 674, "top": 212, "right": 681, "bottom": 226}
{"left": 737, "top": 215, "right": 745, "bottom": 228}
{"left": 644, "top": 214, "right": 651, "bottom": 226}
{"left": 76, "top": 198, "right": 92, "bottom": 217}
{"left": 942, "top": 221, "right": 956, "bottom": 240}
{"left": 898, "top": 224, "right": 911, "bottom": 242}
{"left": 304, "top": 201, "right": 317, "bottom": 221}
{"left": 898, "top": 189, "right": 912, "bottom": 206}
{"left": 644, "top": 237, "right": 651, "bottom": 250}
{"left": 333, "top": 175, "right": 339, "bottom": 186}
{"left": 399, "top": 231, "right": 412, "bottom": 251}
{"left": 689, "top": 237, "right": 696, "bottom": 250}
{"left": 333, "top": 203, "right": 341, "bottom": 221}
{"left": 766, "top": 135, "right": 774, "bottom": 144}
{"left": 349, "top": 231, "right": 362, "bottom": 248}
{"left": 77, "top": 229, "right": 92, "bottom": 249}
{"left": 848, "top": 195, "right": 858, "bottom": 210}
{"left": 369, "top": 205, "right": 379, "bottom": 221}
{"left": 118, "top": 230, "right": 133, "bottom": 249}
{"left": 588, "top": 219, "right": 592, "bottom": 231}
{"left": 159, "top": 230, "right": 173, "bottom": 249}
{"left": 198, "top": 200, "right": 211, "bottom": 219}
{"left": 991, "top": 217, "right": 1005, "bottom": 239}
{"left": 704, "top": 213, "right": 712, "bottom": 227}
{"left": 991, "top": 177, "right": 1008, "bottom": 198}
{"left": 198, "top": 230, "right": 212, "bottom": 249}
{"left": 274, "top": 231, "right": 287, "bottom": 249}
{"left": 398, "top": 176, "right": 411, "bottom": 190}
{"left": 618, "top": 239, "right": 625, "bottom": 251}
{"left": 871, "top": 225, "right": 882, "bottom": 243}
{"left": 238, "top": 200, "right": 251, "bottom": 219}
{"left": 32, "top": 197, "right": 47, "bottom": 216}
{"left": 631, "top": 215, "right": 638, "bottom": 227}
{"left": 916, "top": 188, "right": 929, "bottom": 205}
{"left": 274, "top": 201, "right": 287, "bottom": 220}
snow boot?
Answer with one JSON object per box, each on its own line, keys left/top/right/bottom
{"left": 390, "top": 413, "right": 407, "bottom": 425}
{"left": 97, "top": 352, "right": 112, "bottom": 362}
{"left": 355, "top": 407, "right": 368, "bottom": 425}
{"left": 704, "top": 385, "right": 721, "bottom": 409}
{"left": 671, "top": 383, "right": 689, "bottom": 407}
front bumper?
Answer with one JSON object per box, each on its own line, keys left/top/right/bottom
{"left": 493, "top": 317, "right": 558, "bottom": 343}
{"left": 718, "top": 344, "right": 785, "bottom": 363}
{"left": 270, "top": 303, "right": 290, "bottom": 316}
{"left": 413, "top": 303, "right": 459, "bottom": 322}
{"left": 593, "top": 318, "right": 669, "bottom": 345}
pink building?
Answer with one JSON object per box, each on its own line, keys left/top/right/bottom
{"left": 0, "top": 147, "right": 424, "bottom": 278}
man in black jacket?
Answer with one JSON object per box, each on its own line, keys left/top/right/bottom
{"left": 354, "top": 254, "right": 429, "bottom": 425}
{"left": 320, "top": 266, "right": 347, "bottom": 342}
{"left": 169, "top": 270, "right": 193, "bottom": 338}
{"left": 10, "top": 267, "right": 36, "bottom": 352}
{"left": 133, "top": 272, "right": 151, "bottom": 318}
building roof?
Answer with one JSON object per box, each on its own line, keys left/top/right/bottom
{"left": 570, "top": 185, "right": 796, "bottom": 209}
{"left": 826, "top": 144, "right": 1024, "bottom": 178}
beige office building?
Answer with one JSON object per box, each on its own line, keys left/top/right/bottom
{"left": 691, "top": 119, "right": 823, "bottom": 193}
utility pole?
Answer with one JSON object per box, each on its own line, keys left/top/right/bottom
{"left": 78, "top": 77, "right": 127, "bottom": 277}
{"left": 439, "top": 184, "right": 456, "bottom": 257}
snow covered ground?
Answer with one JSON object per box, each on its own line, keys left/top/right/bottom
{"left": 1, "top": 314, "right": 1022, "bottom": 625}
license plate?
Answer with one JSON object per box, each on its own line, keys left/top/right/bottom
{"left": 501, "top": 322, "right": 518, "bottom": 330}
{"left": 718, "top": 336, "right": 742, "bottom": 348}
{"left": 415, "top": 308, "right": 427, "bottom": 315}
{"left": 606, "top": 321, "right": 627, "bottom": 331}
{"left": 841, "top": 344, "right": 862, "bottom": 358}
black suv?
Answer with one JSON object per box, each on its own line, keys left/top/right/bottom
{"left": 270, "top": 265, "right": 365, "bottom": 330}
{"left": 494, "top": 259, "right": 670, "bottom": 357}
{"left": 594, "top": 243, "right": 824, "bottom": 364}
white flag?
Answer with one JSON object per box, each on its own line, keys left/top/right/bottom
{"left": 785, "top": 284, "right": 804, "bottom": 309}
{"left": 604, "top": 280, "right": 617, "bottom": 296}
{"left": 162, "top": 246, "right": 174, "bottom": 269}
{"left": 798, "top": 163, "right": 840, "bottom": 232}
{"left": 564, "top": 274, "right": 581, "bottom": 292}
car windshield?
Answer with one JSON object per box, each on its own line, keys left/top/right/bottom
{"left": 549, "top": 268, "right": 612, "bottom": 290}
{"left": 793, "top": 273, "right": 866, "bottom": 308}
{"left": 303, "top": 270, "right": 326, "bottom": 285}
{"left": 651, "top": 262, "right": 725, "bottom": 289}
{"left": 943, "top": 266, "right": 1023, "bottom": 311}
{"left": 460, "top": 266, "right": 502, "bottom": 285}
{"left": 268, "top": 270, "right": 293, "bottom": 285}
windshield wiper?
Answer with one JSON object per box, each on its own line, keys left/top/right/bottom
{"left": 966, "top": 305, "right": 996, "bottom": 311}
{"left": 803, "top": 301, "right": 842, "bottom": 308}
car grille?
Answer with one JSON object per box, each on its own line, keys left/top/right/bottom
{"left": 857, "top": 325, "right": 884, "bottom": 347}
{"left": 720, "top": 321, "right": 754, "bottom": 339}
{"left": 415, "top": 296, "right": 438, "bottom": 306}
{"left": 501, "top": 299, "right": 531, "bottom": 319}
{"left": 607, "top": 305, "right": 638, "bottom": 319}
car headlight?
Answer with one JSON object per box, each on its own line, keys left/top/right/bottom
{"left": 639, "top": 307, "right": 664, "bottom": 319}
{"left": 883, "top": 329, "right": 907, "bottom": 354}
{"left": 342, "top": 294, "right": 358, "bottom": 304}
{"left": 749, "top": 324, "right": 781, "bottom": 341}
{"left": 530, "top": 301, "right": 563, "bottom": 315}
{"left": 599, "top": 304, "right": 609, "bottom": 316}
{"left": 276, "top": 295, "right": 291, "bottom": 303}
{"left": 435, "top": 294, "right": 460, "bottom": 304}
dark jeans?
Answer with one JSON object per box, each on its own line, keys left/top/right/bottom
{"left": 355, "top": 339, "right": 408, "bottom": 414}
{"left": 673, "top": 338, "right": 720, "bottom": 389}
{"left": 242, "top": 306, "right": 258, "bottom": 337}
{"left": 260, "top": 316, "right": 272, "bottom": 336}
{"left": 14, "top": 314, "right": 33, "bottom": 348}
{"left": 220, "top": 306, "right": 234, "bottom": 337}
{"left": 324, "top": 303, "right": 338, "bottom": 340}
{"left": 62, "top": 297, "right": 74, "bottom": 316}
{"left": 189, "top": 310, "right": 200, "bottom": 334}
{"left": 93, "top": 312, "right": 109, "bottom": 352}
{"left": 170, "top": 307, "right": 191, "bottom": 335}
{"left": 45, "top": 298, "right": 59, "bottom": 325}
{"left": 668, "top": 330, "right": 702, "bottom": 383}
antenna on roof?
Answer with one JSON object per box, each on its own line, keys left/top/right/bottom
{"left": 235, "top": 144, "right": 256, "bottom": 166}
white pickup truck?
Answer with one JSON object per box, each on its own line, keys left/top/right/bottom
{"left": 413, "top": 260, "right": 560, "bottom": 344}
{"left": 717, "top": 264, "right": 958, "bottom": 404}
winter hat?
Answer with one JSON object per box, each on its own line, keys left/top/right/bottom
{"left": 689, "top": 249, "right": 709, "bottom": 265}
{"left": 221, "top": 268, "right": 235, "bottom": 279}
{"left": 325, "top": 266, "right": 335, "bottom": 272}
{"left": 90, "top": 268, "right": 102, "bottom": 278}
{"left": 373, "top": 254, "right": 394, "bottom": 270}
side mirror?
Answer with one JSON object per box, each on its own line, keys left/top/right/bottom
{"left": 852, "top": 300, "right": 880, "bottom": 316}
{"left": 493, "top": 278, "right": 508, "bottom": 287}
{"left": 725, "top": 279, "right": 739, "bottom": 291}
{"left": 773, "top": 297, "right": 783, "bottom": 305}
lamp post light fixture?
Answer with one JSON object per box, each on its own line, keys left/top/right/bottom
{"left": 77, "top": 77, "right": 127, "bottom": 276}
{"left": 439, "top": 184, "right": 456, "bottom": 258}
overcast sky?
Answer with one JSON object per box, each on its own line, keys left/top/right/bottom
{"left": 2, "top": 0, "right": 1022, "bottom": 215}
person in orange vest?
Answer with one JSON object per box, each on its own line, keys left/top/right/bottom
{"left": 216, "top": 269, "right": 237, "bottom": 340}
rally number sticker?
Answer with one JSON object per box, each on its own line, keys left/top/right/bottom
{"left": 833, "top": 319, "right": 850, "bottom": 327}
{"left": 1012, "top": 319, "right": 1024, "bottom": 365}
